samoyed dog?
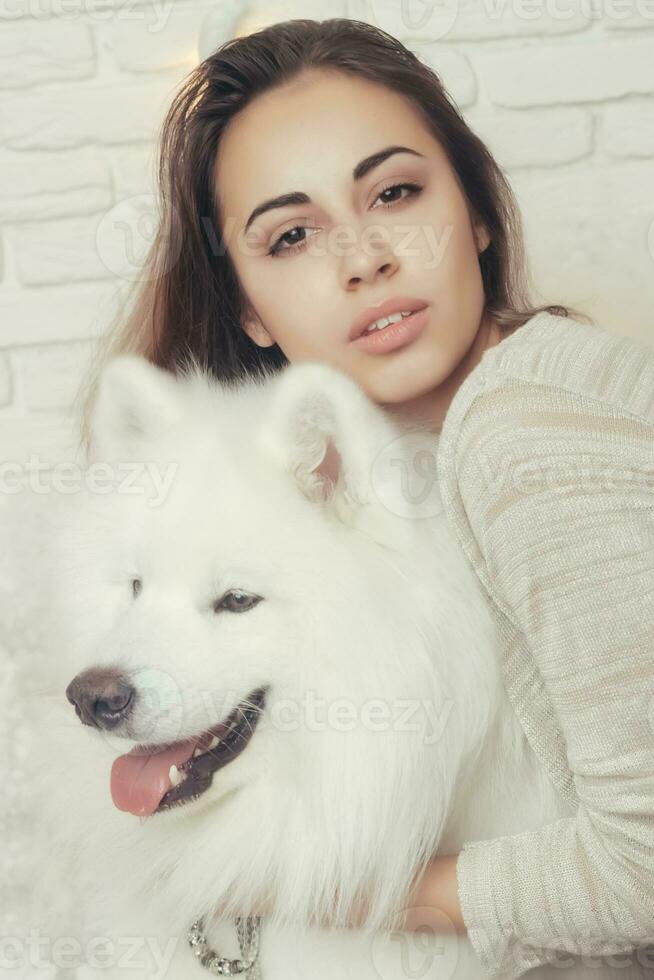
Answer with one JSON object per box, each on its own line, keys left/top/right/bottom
{"left": 31, "top": 354, "right": 641, "bottom": 980}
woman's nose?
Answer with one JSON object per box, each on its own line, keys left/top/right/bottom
{"left": 340, "top": 234, "right": 400, "bottom": 289}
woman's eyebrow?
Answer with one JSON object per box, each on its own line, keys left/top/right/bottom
{"left": 243, "top": 145, "right": 425, "bottom": 234}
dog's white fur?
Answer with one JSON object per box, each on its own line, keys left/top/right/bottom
{"left": 34, "top": 355, "right": 645, "bottom": 980}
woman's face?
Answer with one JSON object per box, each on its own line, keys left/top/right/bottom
{"left": 215, "top": 68, "right": 493, "bottom": 428}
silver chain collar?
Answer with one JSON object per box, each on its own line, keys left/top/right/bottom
{"left": 187, "top": 915, "right": 262, "bottom": 978}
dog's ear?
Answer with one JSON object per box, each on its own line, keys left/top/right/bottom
{"left": 257, "top": 363, "right": 377, "bottom": 508}
{"left": 88, "top": 355, "right": 182, "bottom": 464}
{"left": 256, "top": 362, "right": 416, "bottom": 549}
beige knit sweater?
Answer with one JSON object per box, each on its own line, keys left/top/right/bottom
{"left": 436, "top": 310, "right": 654, "bottom": 978}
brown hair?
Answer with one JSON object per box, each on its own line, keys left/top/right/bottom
{"left": 76, "top": 16, "right": 590, "bottom": 453}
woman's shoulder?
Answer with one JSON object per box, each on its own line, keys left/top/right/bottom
{"left": 438, "top": 310, "right": 654, "bottom": 467}
{"left": 482, "top": 310, "right": 653, "bottom": 417}
{"left": 435, "top": 311, "right": 654, "bottom": 619}
{"left": 436, "top": 310, "right": 654, "bottom": 548}
{"left": 475, "top": 309, "right": 653, "bottom": 420}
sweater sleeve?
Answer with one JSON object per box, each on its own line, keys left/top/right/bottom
{"left": 443, "top": 377, "right": 654, "bottom": 978}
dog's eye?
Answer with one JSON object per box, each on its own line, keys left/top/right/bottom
{"left": 214, "top": 590, "right": 262, "bottom": 614}
{"left": 132, "top": 578, "right": 142, "bottom": 598}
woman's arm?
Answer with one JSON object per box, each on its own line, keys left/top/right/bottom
{"left": 338, "top": 854, "right": 466, "bottom": 933}
{"left": 400, "top": 854, "right": 466, "bottom": 934}
{"left": 435, "top": 375, "right": 654, "bottom": 978}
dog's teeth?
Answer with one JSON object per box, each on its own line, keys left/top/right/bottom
{"left": 191, "top": 735, "right": 221, "bottom": 758}
{"left": 169, "top": 764, "right": 184, "bottom": 787}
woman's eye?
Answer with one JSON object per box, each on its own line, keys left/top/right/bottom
{"left": 268, "top": 225, "right": 317, "bottom": 258}
{"left": 372, "top": 181, "right": 422, "bottom": 211}
{"left": 214, "top": 590, "right": 263, "bottom": 614}
{"left": 132, "top": 578, "right": 142, "bottom": 598}
{"left": 267, "top": 182, "right": 422, "bottom": 258}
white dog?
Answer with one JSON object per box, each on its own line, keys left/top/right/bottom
{"left": 31, "top": 355, "right": 641, "bottom": 980}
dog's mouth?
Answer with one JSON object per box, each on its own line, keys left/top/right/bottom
{"left": 110, "top": 687, "right": 268, "bottom": 817}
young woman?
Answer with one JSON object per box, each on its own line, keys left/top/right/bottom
{"left": 78, "top": 18, "right": 654, "bottom": 979}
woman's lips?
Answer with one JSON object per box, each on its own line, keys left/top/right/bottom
{"left": 348, "top": 297, "right": 430, "bottom": 341}
{"left": 350, "top": 307, "right": 429, "bottom": 355}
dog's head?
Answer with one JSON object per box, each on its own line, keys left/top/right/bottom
{"left": 54, "top": 354, "right": 484, "bottom": 934}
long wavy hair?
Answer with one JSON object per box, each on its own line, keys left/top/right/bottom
{"left": 76, "top": 16, "right": 589, "bottom": 453}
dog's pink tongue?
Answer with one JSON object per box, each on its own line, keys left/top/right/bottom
{"left": 110, "top": 739, "right": 197, "bottom": 816}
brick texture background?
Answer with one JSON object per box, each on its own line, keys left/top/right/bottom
{"left": 1, "top": 0, "right": 653, "bottom": 468}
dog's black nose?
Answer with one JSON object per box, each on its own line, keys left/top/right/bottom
{"left": 65, "top": 667, "right": 135, "bottom": 731}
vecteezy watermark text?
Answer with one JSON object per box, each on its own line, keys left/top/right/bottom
{"left": 196, "top": 688, "right": 456, "bottom": 747}
{"left": 0, "top": 927, "right": 179, "bottom": 979}
{"left": 1, "top": 456, "right": 178, "bottom": 507}
{"left": 0, "top": 0, "right": 178, "bottom": 32}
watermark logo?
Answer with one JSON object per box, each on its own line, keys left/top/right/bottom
{"left": 371, "top": 431, "right": 443, "bottom": 520}
{"left": 96, "top": 194, "right": 182, "bottom": 283}
{"left": 352, "top": 0, "right": 461, "bottom": 42}
{"left": 369, "top": 906, "right": 460, "bottom": 980}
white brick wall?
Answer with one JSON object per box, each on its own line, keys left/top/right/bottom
{"left": 0, "top": 0, "right": 653, "bottom": 471}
